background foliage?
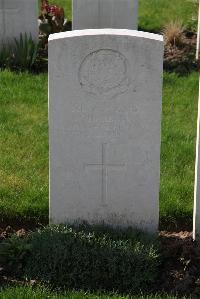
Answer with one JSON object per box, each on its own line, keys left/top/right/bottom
{"left": 40, "top": 0, "right": 197, "bottom": 32}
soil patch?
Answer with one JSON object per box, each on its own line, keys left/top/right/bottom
{"left": 158, "top": 231, "right": 200, "bottom": 297}
{"left": 164, "top": 31, "right": 199, "bottom": 74}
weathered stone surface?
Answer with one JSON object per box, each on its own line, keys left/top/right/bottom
{"left": 72, "top": 0, "right": 138, "bottom": 30}
{"left": 49, "top": 29, "right": 163, "bottom": 233}
{"left": 0, "top": 0, "right": 38, "bottom": 44}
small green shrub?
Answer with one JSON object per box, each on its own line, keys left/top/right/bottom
{"left": 0, "top": 44, "right": 11, "bottom": 69}
{"left": 0, "top": 225, "right": 160, "bottom": 293}
{"left": 23, "top": 225, "right": 160, "bottom": 293}
{"left": 0, "top": 235, "right": 31, "bottom": 275}
{"left": 12, "top": 33, "right": 38, "bottom": 71}
{"left": 0, "top": 33, "right": 38, "bottom": 71}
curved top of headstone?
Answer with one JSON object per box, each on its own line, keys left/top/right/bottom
{"left": 49, "top": 29, "right": 163, "bottom": 43}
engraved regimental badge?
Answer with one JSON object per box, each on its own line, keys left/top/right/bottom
{"left": 79, "top": 49, "right": 130, "bottom": 98}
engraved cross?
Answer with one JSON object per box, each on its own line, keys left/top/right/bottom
{"left": 85, "top": 143, "right": 125, "bottom": 206}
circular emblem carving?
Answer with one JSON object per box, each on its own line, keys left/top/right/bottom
{"left": 79, "top": 49, "right": 130, "bottom": 97}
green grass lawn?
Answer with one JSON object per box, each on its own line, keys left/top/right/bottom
{"left": 160, "top": 72, "right": 198, "bottom": 228}
{"left": 139, "top": 0, "right": 197, "bottom": 32}
{"left": 0, "top": 71, "right": 48, "bottom": 224}
{"left": 0, "top": 71, "right": 198, "bottom": 227}
{"left": 0, "top": 287, "right": 190, "bottom": 299}
{"left": 40, "top": 0, "right": 197, "bottom": 32}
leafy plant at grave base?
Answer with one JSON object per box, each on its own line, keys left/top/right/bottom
{"left": 0, "top": 224, "right": 160, "bottom": 293}
{"left": 0, "top": 44, "right": 11, "bottom": 69}
{"left": 0, "top": 34, "right": 39, "bottom": 71}
{"left": 12, "top": 33, "right": 39, "bottom": 71}
{"left": 0, "top": 236, "right": 31, "bottom": 276}
{"left": 23, "top": 224, "right": 160, "bottom": 294}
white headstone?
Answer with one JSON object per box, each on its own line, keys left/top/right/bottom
{"left": 49, "top": 29, "right": 163, "bottom": 233}
{"left": 193, "top": 80, "right": 200, "bottom": 240}
{"left": 72, "top": 0, "right": 138, "bottom": 30}
{"left": 0, "top": 0, "right": 38, "bottom": 44}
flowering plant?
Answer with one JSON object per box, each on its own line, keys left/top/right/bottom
{"left": 39, "top": 0, "right": 66, "bottom": 34}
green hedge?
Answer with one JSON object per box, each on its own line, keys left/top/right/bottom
{"left": 0, "top": 225, "right": 161, "bottom": 294}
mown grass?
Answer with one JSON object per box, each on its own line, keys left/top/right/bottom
{"left": 0, "top": 71, "right": 48, "bottom": 224}
{"left": 0, "top": 71, "right": 198, "bottom": 227}
{"left": 139, "top": 0, "right": 197, "bottom": 33}
{"left": 39, "top": 0, "right": 197, "bottom": 32}
{"left": 0, "top": 287, "right": 190, "bottom": 299}
{"left": 160, "top": 72, "right": 199, "bottom": 228}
